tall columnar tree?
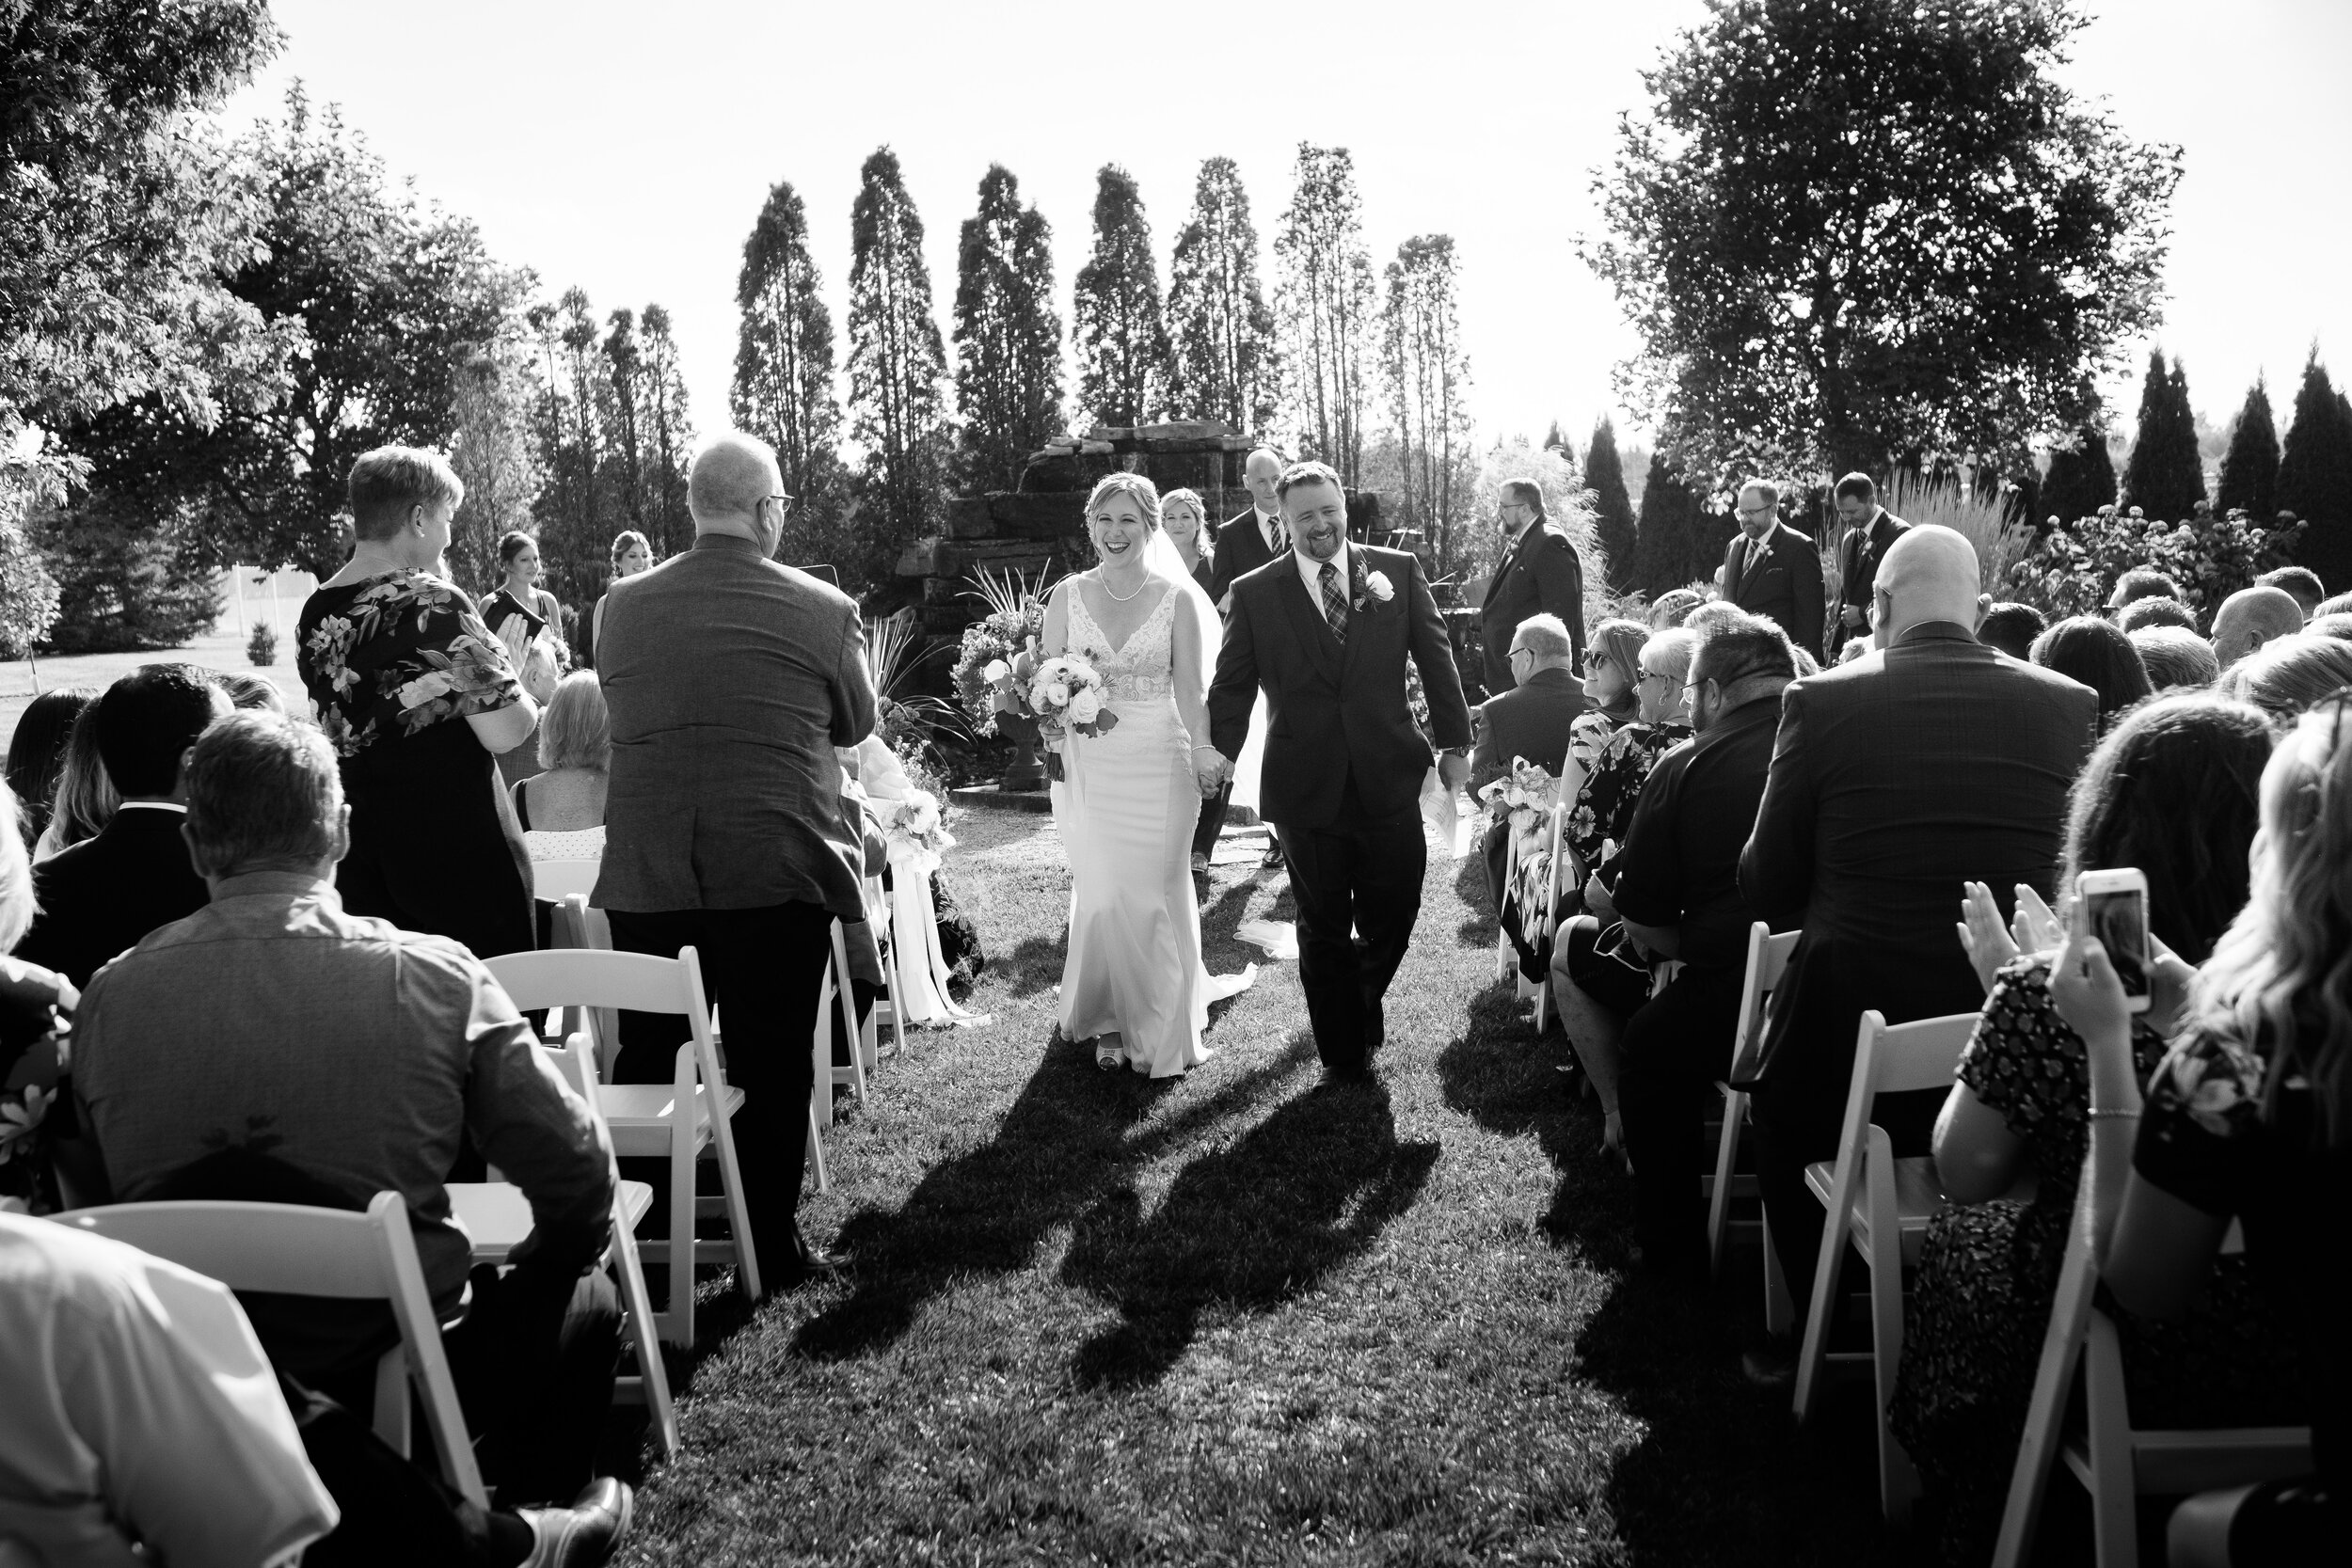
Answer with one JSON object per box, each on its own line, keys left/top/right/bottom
{"left": 847, "top": 147, "right": 949, "bottom": 555}
{"left": 2276, "top": 353, "right": 2352, "bottom": 590}
{"left": 1584, "top": 0, "right": 2180, "bottom": 483}
{"left": 952, "top": 165, "right": 1064, "bottom": 493}
{"left": 2215, "top": 376, "right": 2280, "bottom": 524}
{"left": 2121, "top": 350, "right": 2205, "bottom": 522}
{"left": 1168, "top": 158, "right": 1277, "bottom": 433}
{"left": 1072, "top": 166, "right": 1171, "bottom": 430}
{"left": 2041, "top": 424, "right": 2118, "bottom": 521}
{"left": 1274, "top": 144, "right": 1376, "bottom": 485}
{"left": 633, "top": 305, "right": 694, "bottom": 559}
{"left": 447, "top": 333, "right": 545, "bottom": 595}
{"left": 732, "top": 181, "right": 842, "bottom": 513}
{"left": 1586, "top": 418, "right": 1639, "bottom": 591}
{"left": 1629, "top": 452, "right": 1733, "bottom": 595}
{"left": 1379, "top": 234, "right": 1474, "bottom": 567}
{"left": 601, "top": 308, "right": 647, "bottom": 531}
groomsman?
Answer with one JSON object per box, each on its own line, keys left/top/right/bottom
{"left": 1209, "top": 447, "right": 1288, "bottom": 605}
{"left": 1718, "top": 480, "right": 1824, "bottom": 653}
{"left": 1478, "top": 481, "right": 1586, "bottom": 694}
{"left": 1825, "top": 472, "right": 1907, "bottom": 658}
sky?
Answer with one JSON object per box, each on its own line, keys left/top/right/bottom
{"left": 221, "top": 0, "right": 2352, "bottom": 456}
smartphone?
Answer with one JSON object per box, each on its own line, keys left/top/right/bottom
{"left": 2076, "top": 868, "right": 2152, "bottom": 1013}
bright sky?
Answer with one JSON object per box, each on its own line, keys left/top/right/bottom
{"left": 223, "top": 0, "right": 2352, "bottom": 456}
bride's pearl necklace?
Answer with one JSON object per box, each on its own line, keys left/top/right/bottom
{"left": 1098, "top": 564, "right": 1149, "bottom": 602}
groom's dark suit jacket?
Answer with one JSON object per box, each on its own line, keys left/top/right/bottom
{"left": 1209, "top": 545, "right": 1473, "bottom": 830}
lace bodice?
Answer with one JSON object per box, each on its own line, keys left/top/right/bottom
{"left": 1066, "top": 580, "right": 1180, "bottom": 705}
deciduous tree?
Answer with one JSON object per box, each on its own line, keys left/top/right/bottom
{"left": 847, "top": 147, "right": 949, "bottom": 559}
{"left": 1168, "top": 157, "right": 1277, "bottom": 433}
{"left": 448, "top": 333, "right": 545, "bottom": 594}
{"left": 1275, "top": 144, "right": 1375, "bottom": 484}
{"left": 1073, "top": 166, "right": 1171, "bottom": 430}
{"left": 952, "top": 165, "right": 1064, "bottom": 493}
{"left": 1379, "top": 234, "right": 1474, "bottom": 570}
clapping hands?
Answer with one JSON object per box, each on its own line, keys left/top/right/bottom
{"left": 1957, "top": 881, "right": 2064, "bottom": 996}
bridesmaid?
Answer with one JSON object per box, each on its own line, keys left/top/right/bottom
{"left": 591, "top": 529, "right": 655, "bottom": 669}
{"left": 480, "top": 530, "right": 564, "bottom": 669}
{"left": 1161, "top": 488, "right": 1216, "bottom": 599}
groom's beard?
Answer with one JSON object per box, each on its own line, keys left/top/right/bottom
{"left": 1293, "top": 525, "right": 1343, "bottom": 562}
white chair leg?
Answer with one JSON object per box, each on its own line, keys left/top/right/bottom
{"left": 1866, "top": 1129, "right": 1921, "bottom": 1522}
{"left": 805, "top": 1100, "right": 830, "bottom": 1195}
{"left": 660, "top": 1043, "right": 696, "bottom": 1347}
{"left": 610, "top": 1215, "right": 678, "bottom": 1459}
{"left": 372, "top": 1347, "right": 411, "bottom": 1457}
{"left": 1792, "top": 1167, "right": 1854, "bottom": 1423}
{"left": 827, "top": 924, "right": 868, "bottom": 1103}
{"left": 1763, "top": 1207, "right": 1794, "bottom": 1337}
{"left": 2083, "top": 1310, "right": 2140, "bottom": 1568}
{"left": 1708, "top": 1087, "right": 1743, "bottom": 1281}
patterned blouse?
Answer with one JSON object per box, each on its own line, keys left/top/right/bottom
{"left": 297, "top": 571, "right": 522, "bottom": 760}
{"left": 1570, "top": 719, "right": 1692, "bottom": 883}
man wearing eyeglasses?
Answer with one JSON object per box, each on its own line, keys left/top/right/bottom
{"left": 1718, "top": 480, "right": 1824, "bottom": 654}
{"left": 1470, "top": 613, "right": 1584, "bottom": 918}
{"left": 1827, "top": 472, "right": 1908, "bottom": 660}
{"left": 1478, "top": 480, "right": 1586, "bottom": 695}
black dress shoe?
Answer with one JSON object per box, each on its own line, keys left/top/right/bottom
{"left": 762, "top": 1226, "right": 844, "bottom": 1287}
{"left": 520, "top": 1477, "right": 632, "bottom": 1567}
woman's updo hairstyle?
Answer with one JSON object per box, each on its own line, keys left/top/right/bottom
{"left": 1085, "top": 471, "right": 1161, "bottom": 531}
{"left": 609, "top": 529, "right": 652, "bottom": 569}
{"left": 498, "top": 531, "right": 537, "bottom": 568}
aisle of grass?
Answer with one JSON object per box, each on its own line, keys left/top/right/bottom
{"left": 616, "top": 809, "right": 1911, "bottom": 1566}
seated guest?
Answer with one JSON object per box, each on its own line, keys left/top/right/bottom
{"left": 71, "top": 712, "right": 620, "bottom": 1508}
{"left": 3, "top": 687, "right": 96, "bottom": 850}
{"left": 1974, "top": 601, "right": 2045, "bottom": 660}
{"left": 2106, "top": 566, "right": 2184, "bottom": 613}
{"left": 2028, "top": 615, "right": 2153, "bottom": 734}
{"left": 31, "top": 702, "right": 117, "bottom": 862}
{"left": 2114, "top": 594, "right": 2199, "bottom": 635}
{"left": 1472, "top": 613, "right": 1584, "bottom": 914}
{"left": 2216, "top": 633, "right": 2352, "bottom": 726}
{"left": 1738, "top": 526, "right": 2097, "bottom": 1351}
{"left": 2050, "top": 699, "right": 2352, "bottom": 1563}
{"left": 1, "top": 781, "right": 75, "bottom": 1213}
{"left": 1891, "top": 694, "right": 2287, "bottom": 1561}
{"left": 2131, "top": 624, "right": 2222, "bottom": 690}
{"left": 2312, "top": 589, "right": 2352, "bottom": 620}
{"left": 1590, "top": 611, "right": 1794, "bottom": 1276}
{"left": 1565, "top": 617, "right": 1648, "bottom": 792}
{"left": 2210, "top": 584, "right": 2305, "bottom": 670}
{"left": 214, "top": 669, "right": 289, "bottom": 712}
{"left": 2253, "top": 563, "right": 2324, "bottom": 622}
{"left": 2305, "top": 611, "right": 2352, "bottom": 642}
{"left": 1645, "top": 588, "right": 1706, "bottom": 630}
{"left": 514, "top": 671, "right": 610, "bottom": 863}
{"left": 17, "top": 664, "right": 230, "bottom": 990}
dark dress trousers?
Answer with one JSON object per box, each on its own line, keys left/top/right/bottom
{"left": 1736, "top": 624, "right": 2096, "bottom": 1305}
{"left": 1209, "top": 546, "right": 1473, "bottom": 1073}
{"left": 1826, "top": 509, "right": 1910, "bottom": 659}
{"left": 1469, "top": 665, "right": 1586, "bottom": 912}
{"left": 17, "top": 805, "right": 209, "bottom": 990}
{"left": 1208, "top": 507, "right": 1280, "bottom": 606}
{"left": 1720, "top": 523, "right": 1826, "bottom": 655}
{"left": 1479, "top": 521, "right": 1587, "bottom": 695}
{"left": 596, "top": 531, "right": 878, "bottom": 1268}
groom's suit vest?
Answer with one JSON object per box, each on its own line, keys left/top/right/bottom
{"left": 1207, "top": 544, "right": 1473, "bottom": 830}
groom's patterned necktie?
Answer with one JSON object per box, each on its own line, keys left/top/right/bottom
{"left": 1319, "top": 560, "right": 1348, "bottom": 644}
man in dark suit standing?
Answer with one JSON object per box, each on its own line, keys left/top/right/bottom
{"left": 18, "top": 663, "right": 230, "bottom": 989}
{"left": 1478, "top": 481, "right": 1586, "bottom": 694}
{"left": 1208, "top": 446, "right": 1287, "bottom": 606}
{"left": 1719, "top": 480, "right": 1824, "bottom": 653}
{"left": 1470, "top": 612, "right": 1583, "bottom": 916}
{"left": 1208, "top": 462, "right": 1473, "bottom": 1083}
{"left": 1825, "top": 472, "right": 1908, "bottom": 659}
{"left": 1737, "top": 525, "right": 2096, "bottom": 1344}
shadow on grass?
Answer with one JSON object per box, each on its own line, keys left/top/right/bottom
{"left": 1059, "top": 1073, "right": 1441, "bottom": 1388}
{"left": 1453, "top": 834, "right": 1501, "bottom": 945}
{"left": 999, "top": 933, "right": 1065, "bottom": 999}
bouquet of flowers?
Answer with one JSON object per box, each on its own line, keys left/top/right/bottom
{"left": 1024, "top": 655, "right": 1118, "bottom": 739}
{"left": 882, "top": 789, "right": 956, "bottom": 876}
{"left": 1477, "top": 756, "right": 1565, "bottom": 938}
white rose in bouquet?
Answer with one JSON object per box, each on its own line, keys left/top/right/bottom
{"left": 1068, "top": 689, "right": 1102, "bottom": 723}
{"left": 982, "top": 658, "right": 1009, "bottom": 683}
{"left": 1044, "top": 681, "right": 1071, "bottom": 707}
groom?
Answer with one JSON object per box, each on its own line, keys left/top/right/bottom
{"left": 1206, "top": 461, "right": 1473, "bottom": 1082}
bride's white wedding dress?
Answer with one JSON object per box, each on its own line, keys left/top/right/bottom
{"left": 1054, "top": 578, "right": 1254, "bottom": 1077}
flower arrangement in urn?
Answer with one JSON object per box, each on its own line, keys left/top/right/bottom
{"left": 950, "top": 565, "right": 1056, "bottom": 738}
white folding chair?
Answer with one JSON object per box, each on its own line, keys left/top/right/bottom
{"left": 1706, "top": 923, "right": 1800, "bottom": 1331}
{"left": 1993, "top": 1183, "right": 2311, "bottom": 1567}
{"left": 485, "top": 947, "right": 760, "bottom": 1348}
{"left": 447, "top": 1033, "right": 678, "bottom": 1459}
{"left": 52, "top": 1192, "right": 486, "bottom": 1506}
{"left": 824, "top": 920, "right": 870, "bottom": 1106}
{"left": 867, "top": 874, "right": 909, "bottom": 1060}
{"left": 532, "top": 857, "right": 603, "bottom": 904}
{"left": 1790, "top": 1008, "right": 1977, "bottom": 1521}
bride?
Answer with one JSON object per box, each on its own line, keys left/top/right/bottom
{"left": 1041, "top": 472, "right": 1254, "bottom": 1076}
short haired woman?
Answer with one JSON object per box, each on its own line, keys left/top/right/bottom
{"left": 513, "top": 672, "right": 609, "bottom": 863}
{"left": 590, "top": 529, "right": 655, "bottom": 671}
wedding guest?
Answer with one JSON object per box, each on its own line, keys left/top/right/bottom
{"left": 1738, "top": 526, "right": 2097, "bottom": 1355}
{"left": 2307, "top": 611, "right": 2352, "bottom": 641}
{"left": 1827, "top": 472, "right": 1909, "bottom": 658}
{"left": 296, "top": 446, "right": 540, "bottom": 963}
{"left": 596, "top": 431, "right": 877, "bottom": 1284}
{"left": 1162, "top": 487, "right": 1216, "bottom": 596}
{"left": 1565, "top": 617, "right": 1648, "bottom": 791}
{"left": 2049, "top": 698, "right": 2352, "bottom": 1562}
{"left": 1472, "top": 612, "right": 1584, "bottom": 938}
{"left": 30, "top": 702, "right": 117, "bottom": 862}
{"left": 2312, "top": 590, "right": 2352, "bottom": 620}
{"left": 17, "top": 664, "right": 230, "bottom": 990}
{"left": 590, "top": 528, "right": 654, "bottom": 669}
{"left": 2216, "top": 633, "right": 2352, "bottom": 725}
{"left": 1975, "top": 601, "right": 2045, "bottom": 660}
{"left": 2210, "top": 584, "right": 2304, "bottom": 670}
{"left": 482, "top": 530, "right": 564, "bottom": 670}
{"left": 514, "top": 672, "right": 610, "bottom": 863}
{"left": 2028, "top": 615, "right": 2153, "bottom": 733}
{"left": 2253, "top": 563, "right": 2325, "bottom": 622}
{"left": 1892, "top": 693, "right": 2284, "bottom": 1561}
{"left": 71, "top": 710, "right": 619, "bottom": 1508}
{"left": 1, "top": 779, "right": 75, "bottom": 1214}
{"left": 214, "top": 669, "right": 289, "bottom": 712}
{"left": 1208, "top": 447, "right": 1287, "bottom": 605}
{"left": 1717, "top": 480, "right": 1824, "bottom": 652}
{"left": 2106, "top": 566, "right": 2184, "bottom": 614}
{"left": 2114, "top": 594, "right": 2198, "bottom": 635}
{"left": 3, "top": 686, "right": 95, "bottom": 848}
{"left": 1479, "top": 479, "right": 1587, "bottom": 693}
{"left": 2131, "top": 624, "right": 2222, "bottom": 690}
{"left": 1646, "top": 588, "right": 1707, "bottom": 630}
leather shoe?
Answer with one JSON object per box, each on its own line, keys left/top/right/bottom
{"left": 762, "top": 1225, "right": 844, "bottom": 1288}
{"left": 519, "top": 1477, "right": 632, "bottom": 1567}
{"left": 1740, "top": 1344, "right": 1797, "bottom": 1391}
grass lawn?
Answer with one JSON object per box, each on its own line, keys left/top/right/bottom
{"left": 611, "top": 808, "right": 1938, "bottom": 1565}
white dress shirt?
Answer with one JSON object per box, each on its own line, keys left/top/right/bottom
{"left": 1293, "top": 540, "right": 1353, "bottom": 605}
{"left": 1258, "top": 507, "right": 1285, "bottom": 553}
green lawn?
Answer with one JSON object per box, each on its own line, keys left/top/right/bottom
{"left": 614, "top": 808, "right": 1926, "bottom": 1566}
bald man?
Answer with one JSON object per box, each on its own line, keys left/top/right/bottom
{"left": 596, "top": 431, "right": 878, "bottom": 1286}
{"left": 1209, "top": 447, "right": 1289, "bottom": 605}
{"left": 2210, "top": 585, "right": 2305, "bottom": 671}
{"left": 1737, "top": 525, "right": 2097, "bottom": 1349}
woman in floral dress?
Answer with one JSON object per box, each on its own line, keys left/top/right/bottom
{"left": 295, "top": 448, "right": 542, "bottom": 961}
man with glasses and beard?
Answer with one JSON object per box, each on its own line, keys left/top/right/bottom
{"left": 1479, "top": 480, "right": 1587, "bottom": 695}
{"left": 1718, "top": 480, "right": 1824, "bottom": 654}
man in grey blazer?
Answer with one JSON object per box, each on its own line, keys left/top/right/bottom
{"left": 596, "top": 432, "right": 878, "bottom": 1285}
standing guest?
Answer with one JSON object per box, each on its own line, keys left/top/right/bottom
{"left": 1975, "top": 601, "right": 2047, "bottom": 660}
{"left": 596, "top": 431, "right": 877, "bottom": 1284}
{"left": 1208, "top": 447, "right": 1287, "bottom": 605}
{"left": 590, "top": 528, "right": 655, "bottom": 669}
{"left": 71, "top": 710, "right": 621, "bottom": 1512}
{"left": 2217, "top": 634, "right": 2352, "bottom": 726}
{"left": 1738, "top": 526, "right": 2097, "bottom": 1355}
{"left": 2131, "top": 625, "right": 2223, "bottom": 690}
{"left": 1718, "top": 480, "right": 1824, "bottom": 652}
{"left": 1471, "top": 612, "right": 1585, "bottom": 931}
{"left": 296, "top": 446, "right": 541, "bottom": 963}
{"left": 1601, "top": 613, "right": 1794, "bottom": 1276}
{"left": 1826, "top": 472, "right": 1909, "bottom": 659}
{"left": 2209, "top": 584, "right": 2304, "bottom": 670}
{"left": 214, "top": 669, "right": 289, "bottom": 712}
{"left": 2114, "top": 595, "right": 2199, "bottom": 635}
{"left": 482, "top": 530, "right": 564, "bottom": 671}
{"left": 2028, "top": 615, "right": 2153, "bottom": 734}
{"left": 1165, "top": 489, "right": 1228, "bottom": 873}
{"left": 30, "top": 704, "right": 117, "bottom": 863}
{"left": 3, "top": 687, "right": 96, "bottom": 849}
{"left": 1479, "top": 479, "right": 1587, "bottom": 693}
{"left": 1646, "top": 588, "right": 1707, "bottom": 630}
{"left": 2106, "top": 566, "right": 2185, "bottom": 615}
{"left": 17, "top": 665, "right": 230, "bottom": 990}
{"left": 2253, "top": 563, "right": 2325, "bottom": 622}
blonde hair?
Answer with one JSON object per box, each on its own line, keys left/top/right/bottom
{"left": 1160, "top": 487, "right": 1209, "bottom": 536}
{"left": 1085, "top": 472, "right": 1161, "bottom": 530}
{"left": 0, "top": 780, "right": 34, "bottom": 951}
{"left": 537, "top": 671, "right": 611, "bottom": 772}
{"left": 33, "top": 705, "right": 117, "bottom": 861}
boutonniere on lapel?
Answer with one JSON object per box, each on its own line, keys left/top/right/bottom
{"left": 1352, "top": 559, "right": 1394, "bottom": 614}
